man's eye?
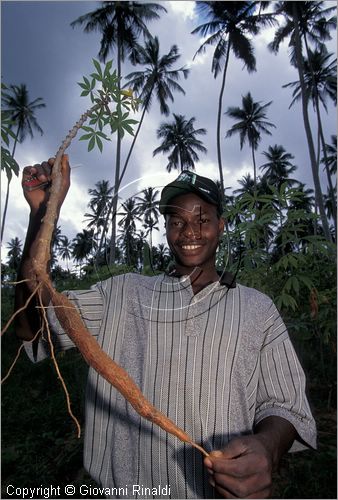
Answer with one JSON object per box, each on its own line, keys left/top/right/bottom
{"left": 199, "top": 218, "right": 209, "bottom": 223}
{"left": 170, "top": 220, "right": 184, "bottom": 227}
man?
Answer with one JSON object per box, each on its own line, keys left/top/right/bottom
{"left": 16, "top": 156, "right": 316, "bottom": 499}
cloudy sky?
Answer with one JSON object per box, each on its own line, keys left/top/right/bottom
{"left": 1, "top": 0, "right": 337, "bottom": 255}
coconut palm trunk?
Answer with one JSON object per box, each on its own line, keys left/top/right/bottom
{"left": 250, "top": 141, "right": 258, "bottom": 194}
{"left": 118, "top": 95, "right": 151, "bottom": 188}
{"left": 292, "top": 3, "right": 332, "bottom": 242}
{"left": 70, "top": 3, "right": 167, "bottom": 265}
{"left": 310, "top": 85, "right": 337, "bottom": 235}
{"left": 105, "top": 84, "right": 151, "bottom": 267}
{"left": 216, "top": 41, "right": 231, "bottom": 200}
{"left": 301, "top": 35, "right": 337, "bottom": 235}
{"left": 315, "top": 94, "right": 337, "bottom": 235}
{"left": 109, "top": 36, "right": 122, "bottom": 265}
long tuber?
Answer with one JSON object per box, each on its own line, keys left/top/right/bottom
{"left": 26, "top": 105, "right": 209, "bottom": 458}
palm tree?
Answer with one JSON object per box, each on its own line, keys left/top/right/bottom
{"left": 321, "top": 135, "right": 337, "bottom": 229}
{"left": 234, "top": 173, "right": 276, "bottom": 218}
{"left": 135, "top": 187, "right": 160, "bottom": 250}
{"left": 283, "top": 46, "right": 337, "bottom": 234}
{"left": 260, "top": 145, "right": 298, "bottom": 189}
{"left": 283, "top": 46, "right": 337, "bottom": 111}
{"left": 1, "top": 88, "right": 20, "bottom": 214}
{"left": 324, "top": 189, "right": 337, "bottom": 228}
{"left": 234, "top": 173, "right": 256, "bottom": 198}
{"left": 225, "top": 92, "right": 275, "bottom": 190}
{"left": 259, "top": 145, "right": 298, "bottom": 236}
{"left": 71, "top": 229, "right": 96, "bottom": 275}
{"left": 71, "top": 1, "right": 166, "bottom": 265}
{"left": 6, "top": 236, "right": 22, "bottom": 271}
{"left": 118, "top": 198, "right": 141, "bottom": 233}
{"left": 84, "top": 179, "right": 113, "bottom": 262}
{"left": 121, "top": 36, "right": 189, "bottom": 185}
{"left": 152, "top": 243, "right": 170, "bottom": 271}
{"left": 1, "top": 84, "right": 46, "bottom": 240}
{"left": 268, "top": 1, "right": 336, "bottom": 242}
{"left": 58, "top": 235, "right": 72, "bottom": 271}
{"left": 50, "top": 225, "right": 63, "bottom": 268}
{"left": 118, "top": 198, "right": 141, "bottom": 266}
{"left": 284, "top": 183, "right": 317, "bottom": 247}
{"left": 52, "top": 225, "right": 62, "bottom": 249}
{"left": 233, "top": 175, "right": 276, "bottom": 254}
{"left": 88, "top": 179, "right": 114, "bottom": 212}
{"left": 322, "top": 136, "right": 337, "bottom": 237}
{"left": 322, "top": 135, "right": 336, "bottom": 176}
{"left": 153, "top": 114, "right": 207, "bottom": 172}
{"left": 289, "top": 182, "right": 315, "bottom": 213}
{"left": 191, "top": 1, "right": 275, "bottom": 199}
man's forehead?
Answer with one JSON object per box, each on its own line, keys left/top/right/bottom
{"left": 166, "top": 204, "right": 209, "bottom": 215}
{"left": 166, "top": 192, "right": 215, "bottom": 211}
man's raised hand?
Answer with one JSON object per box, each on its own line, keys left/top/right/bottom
{"left": 22, "top": 155, "right": 70, "bottom": 214}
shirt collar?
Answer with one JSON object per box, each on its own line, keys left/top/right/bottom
{"left": 165, "top": 266, "right": 236, "bottom": 289}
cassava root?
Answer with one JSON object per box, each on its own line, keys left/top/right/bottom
{"left": 47, "top": 282, "right": 208, "bottom": 456}
{"left": 26, "top": 104, "right": 209, "bottom": 458}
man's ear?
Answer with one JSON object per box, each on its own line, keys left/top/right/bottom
{"left": 218, "top": 216, "right": 225, "bottom": 235}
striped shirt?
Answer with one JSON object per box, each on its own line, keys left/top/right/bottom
{"left": 26, "top": 272, "right": 316, "bottom": 499}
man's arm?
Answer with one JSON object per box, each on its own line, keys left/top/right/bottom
{"left": 15, "top": 155, "right": 70, "bottom": 341}
{"left": 204, "top": 416, "right": 297, "bottom": 499}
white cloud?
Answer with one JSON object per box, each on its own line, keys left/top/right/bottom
{"left": 2, "top": 0, "right": 336, "bottom": 253}
{"left": 168, "top": 1, "right": 196, "bottom": 21}
{"left": 1, "top": 174, "right": 30, "bottom": 258}
{"left": 190, "top": 46, "right": 210, "bottom": 67}
{"left": 59, "top": 175, "right": 90, "bottom": 237}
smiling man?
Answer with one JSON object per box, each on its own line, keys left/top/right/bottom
{"left": 160, "top": 173, "right": 224, "bottom": 295}
{"left": 16, "top": 159, "right": 316, "bottom": 499}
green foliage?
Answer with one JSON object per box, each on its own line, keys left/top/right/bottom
{"left": 79, "top": 125, "right": 110, "bottom": 153}
{"left": 218, "top": 185, "right": 337, "bottom": 498}
{"left": 221, "top": 184, "right": 336, "bottom": 389}
{"left": 1, "top": 85, "right": 20, "bottom": 181}
{"left": 77, "top": 59, "right": 140, "bottom": 151}
{"left": 1, "top": 147, "right": 20, "bottom": 181}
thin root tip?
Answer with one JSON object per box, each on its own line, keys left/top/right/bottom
{"left": 190, "top": 441, "right": 209, "bottom": 457}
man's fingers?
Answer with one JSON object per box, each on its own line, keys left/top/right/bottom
{"left": 40, "top": 161, "right": 52, "bottom": 180}
{"left": 211, "top": 454, "right": 269, "bottom": 478}
{"left": 22, "top": 155, "right": 70, "bottom": 192}
{"left": 22, "top": 166, "right": 34, "bottom": 178}
{"left": 22, "top": 162, "right": 51, "bottom": 192}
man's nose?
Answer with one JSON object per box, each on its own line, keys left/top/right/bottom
{"left": 182, "top": 221, "right": 202, "bottom": 239}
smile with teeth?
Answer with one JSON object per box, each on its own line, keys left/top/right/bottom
{"left": 181, "top": 244, "right": 203, "bottom": 250}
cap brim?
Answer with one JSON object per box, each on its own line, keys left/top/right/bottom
{"left": 159, "top": 181, "right": 218, "bottom": 214}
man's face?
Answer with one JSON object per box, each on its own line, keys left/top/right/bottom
{"left": 165, "top": 192, "right": 224, "bottom": 272}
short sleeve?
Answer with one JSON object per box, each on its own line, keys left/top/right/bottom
{"left": 254, "top": 301, "right": 317, "bottom": 452}
{"left": 24, "top": 282, "right": 105, "bottom": 363}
